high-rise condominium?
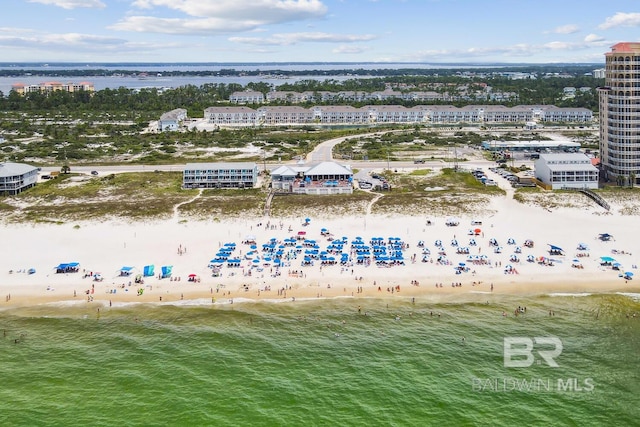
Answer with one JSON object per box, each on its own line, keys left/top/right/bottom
{"left": 598, "top": 42, "right": 640, "bottom": 185}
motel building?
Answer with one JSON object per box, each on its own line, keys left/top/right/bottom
{"left": 182, "top": 162, "right": 258, "bottom": 189}
{"left": 0, "top": 162, "right": 39, "bottom": 195}
{"left": 534, "top": 153, "right": 599, "bottom": 190}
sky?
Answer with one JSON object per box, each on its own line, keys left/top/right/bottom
{"left": 1, "top": 0, "right": 639, "bottom": 64}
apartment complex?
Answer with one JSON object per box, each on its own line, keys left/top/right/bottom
{"left": 11, "top": 81, "right": 95, "bottom": 95}
{"left": 204, "top": 104, "right": 592, "bottom": 127}
{"left": 182, "top": 162, "right": 258, "bottom": 189}
{"left": 598, "top": 42, "right": 640, "bottom": 184}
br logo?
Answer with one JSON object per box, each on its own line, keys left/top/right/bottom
{"left": 503, "top": 337, "right": 563, "bottom": 368}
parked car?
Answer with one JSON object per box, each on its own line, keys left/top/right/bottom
{"left": 91, "top": 171, "right": 99, "bottom": 176}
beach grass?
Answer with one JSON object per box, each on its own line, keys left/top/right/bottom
{"left": 179, "top": 188, "right": 266, "bottom": 219}
{"left": 7, "top": 172, "right": 196, "bottom": 222}
{"left": 372, "top": 168, "right": 503, "bottom": 215}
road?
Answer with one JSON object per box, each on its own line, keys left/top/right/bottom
{"left": 38, "top": 128, "right": 532, "bottom": 178}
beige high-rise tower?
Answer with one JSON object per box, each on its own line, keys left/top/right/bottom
{"left": 598, "top": 42, "right": 640, "bottom": 185}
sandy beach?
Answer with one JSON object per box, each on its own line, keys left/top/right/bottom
{"left": 2, "top": 187, "right": 639, "bottom": 309}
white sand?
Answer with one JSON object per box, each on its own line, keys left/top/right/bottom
{"left": 1, "top": 189, "right": 639, "bottom": 307}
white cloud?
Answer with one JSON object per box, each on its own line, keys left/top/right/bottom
{"left": 550, "top": 24, "right": 579, "bottom": 34}
{"left": 584, "top": 33, "right": 605, "bottom": 43}
{"left": 27, "top": 0, "right": 105, "bottom": 9}
{"left": 408, "top": 39, "right": 607, "bottom": 62}
{"left": 110, "top": 16, "right": 261, "bottom": 34}
{"left": 599, "top": 12, "right": 640, "bottom": 29}
{"left": 113, "top": 1, "right": 329, "bottom": 35}
{"left": 131, "top": 0, "right": 327, "bottom": 22}
{"left": 0, "top": 31, "right": 182, "bottom": 56}
{"left": 544, "top": 41, "right": 573, "bottom": 50}
{"left": 332, "top": 45, "right": 366, "bottom": 54}
{"left": 229, "top": 32, "right": 376, "bottom": 46}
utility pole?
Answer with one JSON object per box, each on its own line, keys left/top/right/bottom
{"left": 387, "top": 144, "right": 390, "bottom": 171}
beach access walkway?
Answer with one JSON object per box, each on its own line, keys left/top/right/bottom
{"left": 173, "top": 188, "right": 203, "bottom": 220}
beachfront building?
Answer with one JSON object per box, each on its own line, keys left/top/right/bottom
{"left": 0, "top": 162, "right": 39, "bottom": 195}
{"left": 158, "top": 108, "right": 187, "bottom": 131}
{"left": 271, "top": 161, "right": 353, "bottom": 195}
{"left": 534, "top": 153, "right": 599, "bottom": 190}
{"left": 182, "top": 162, "right": 258, "bottom": 189}
{"left": 11, "top": 81, "right": 94, "bottom": 95}
{"left": 598, "top": 42, "right": 640, "bottom": 185}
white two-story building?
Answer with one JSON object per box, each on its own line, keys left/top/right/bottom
{"left": 534, "top": 153, "right": 599, "bottom": 190}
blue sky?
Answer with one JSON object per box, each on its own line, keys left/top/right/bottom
{"left": 1, "top": 0, "right": 639, "bottom": 63}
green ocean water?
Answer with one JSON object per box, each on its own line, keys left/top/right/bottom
{"left": 0, "top": 293, "right": 639, "bottom": 426}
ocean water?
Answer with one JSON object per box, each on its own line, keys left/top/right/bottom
{"left": 0, "top": 293, "right": 638, "bottom": 426}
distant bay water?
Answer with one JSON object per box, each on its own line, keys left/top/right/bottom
{"left": 0, "top": 62, "right": 520, "bottom": 95}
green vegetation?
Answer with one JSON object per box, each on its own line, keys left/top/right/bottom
{"left": 7, "top": 172, "right": 195, "bottom": 222}
{"left": 372, "top": 168, "right": 504, "bottom": 216}
{"left": 180, "top": 188, "right": 265, "bottom": 219}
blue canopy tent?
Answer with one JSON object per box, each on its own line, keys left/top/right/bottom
{"left": 161, "top": 265, "right": 173, "bottom": 278}
{"left": 548, "top": 244, "right": 564, "bottom": 254}
{"left": 120, "top": 266, "right": 134, "bottom": 276}
{"left": 55, "top": 262, "right": 80, "bottom": 273}
{"left": 143, "top": 265, "right": 155, "bottom": 277}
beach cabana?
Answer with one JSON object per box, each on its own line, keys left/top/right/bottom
{"left": 143, "top": 265, "right": 155, "bottom": 277}
{"left": 547, "top": 244, "right": 564, "bottom": 255}
{"left": 55, "top": 262, "right": 80, "bottom": 274}
{"left": 119, "top": 266, "right": 134, "bottom": 277}
{"left": 161, "top": 265, "right": 173, "bottom": 278}
{"left": 600, "top": 256, "right": 615, "bottom": 264}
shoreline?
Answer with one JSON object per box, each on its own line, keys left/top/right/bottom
{"left": 2, "top": 276, "right": 638, "bottom": 310}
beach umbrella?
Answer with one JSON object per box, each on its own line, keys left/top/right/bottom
{"left": 624, "top": 272, "right": 634, "bottom": 277}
